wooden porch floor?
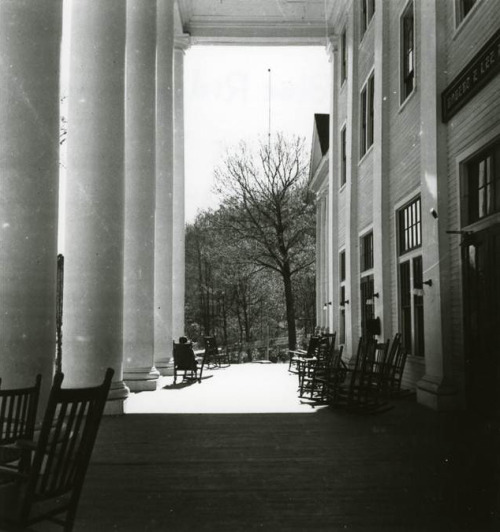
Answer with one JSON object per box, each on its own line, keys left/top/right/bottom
{"left": 69, "top": 363, "right": 498, "bottom": 531}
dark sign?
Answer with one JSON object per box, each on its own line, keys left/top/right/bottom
{"left": 442, "top": 28, "right": 500, "bottom": 122}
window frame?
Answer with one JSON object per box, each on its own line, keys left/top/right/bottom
{"left": 398, "top": 196, "right": 422, "bottom": 255}
{"left": 340, "top": 27, "right": 347, "bottom": 86}
{"left": 400, "top": 0, "right": 415, "bottom": 104}
{"left": 361, "top": 0, "right": 375, "bottom": 38}
{"left": 396, "top": 196, "right": 424, "bottom": 357}
{"left": 339, "top": 249, "right": 347, "bottom": 344}
{"left": 360, "top": 72, "right": 375, "bottom": 158}
{"left": 455, "top": 0, "right": 478, "bottom": 28}
{"left": 461, "top": 142, "right": 500, "bottom": 226}
{"left": 340, "top": 124, "right": 347, "bottom": 187}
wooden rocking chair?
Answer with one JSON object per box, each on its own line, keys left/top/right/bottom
{"left": 0, "top": 368, "right": 113, "bottom": 532}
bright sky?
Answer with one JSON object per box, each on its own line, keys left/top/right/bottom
{"left": 184, "top": 46, "right": 330, "bottom": 223}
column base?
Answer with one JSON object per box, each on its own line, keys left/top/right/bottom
{"left": 416, "top": 374, "right": 460, "bottom": 411}
{"left": 155, "top": 358, "right": 174, "bottom": 376}
{"left": 104, "top": 380, "right": 130, "bottom": 415}
{"left": 124, "top": 366, "right": 160, "bottom": 392}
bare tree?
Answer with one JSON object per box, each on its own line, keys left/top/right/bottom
{"left": 214, "top": 134, "right": 315, "bottom": 350}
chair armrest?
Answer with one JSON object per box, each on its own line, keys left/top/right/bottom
{"left": 289, "top": 349, "right": 306, "bottom": 356}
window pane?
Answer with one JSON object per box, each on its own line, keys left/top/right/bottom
{"left": 399, "top": 261, "right": 412, "bottom": 352}
{"left": 399, "top": 197, "right": 422, "bottom": 254}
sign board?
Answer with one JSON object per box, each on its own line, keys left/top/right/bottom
{"left": 442, "top": 28, "right": 500, "bottom": 122}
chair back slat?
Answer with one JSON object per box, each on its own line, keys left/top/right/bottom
{"left": 22, "top": 370, "right": 113, "bottom": 511}
{"left": 0, "top": 375, "right": 41, "bottom": 444}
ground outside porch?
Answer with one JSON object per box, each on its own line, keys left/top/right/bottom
{"left": 69, "top": 363, "right": 500, "bottom": 531}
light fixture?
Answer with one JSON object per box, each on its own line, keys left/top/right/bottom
{"left": 423, "top": 279, "right": 433, "bottom": 287}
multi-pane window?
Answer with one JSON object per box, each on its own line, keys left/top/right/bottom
{"left": 360, "top": 231, "right": 374, "bottom": 272}
{"left": 463, "top": 143, "right": 500, "bottom": 225}
{"left": 397, "top": 197, "right": 424, "bottom": 356}
{"left": 361, "top": 0, "right": 375, "bottom": 37}
{"left": 456, "top": 0, "right": 477, "bottom": 26}
{"left": 398, "top": 196, "right": 421, "bottom": 253}
{"left": 361, "top": 74, "right": 374, "bottom": 157}
{"left": 340, "top": 126, "right": 347, "bottom": 186}
{"left": 401, "top": 1, "right": 414, "bottom": 102}
{"left": 360, "top": 232, "right": 374, "bottom": 338}
{"left": 339, "top": 250, "right": 346, "bottom": 344}
{"left": 340, "top": 29, "right": 347, "bottom": 85}
{"left": 360, "top": 275, "right": 374, "bottom": 337}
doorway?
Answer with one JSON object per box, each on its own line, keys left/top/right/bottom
{"left": 463, "top": 223, "right": 500, "bottom": 416}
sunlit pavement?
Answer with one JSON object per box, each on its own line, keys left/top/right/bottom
{"left": 124, "top": 362, "right": 322, "bottom": 414}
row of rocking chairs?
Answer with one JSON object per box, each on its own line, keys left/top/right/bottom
{"left": 290, "top": 333, "right": 408, "bottom": 414}
{"left": 0, "top": 369, "right": 113, "bottom": 531}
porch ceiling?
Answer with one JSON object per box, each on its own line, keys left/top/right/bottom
{"left": 177, "top": 0, "right": 333, "bottom": 46}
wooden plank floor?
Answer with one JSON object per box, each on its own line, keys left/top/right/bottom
{"left": 72, "top": 364, "right": 499, "bottom": 532}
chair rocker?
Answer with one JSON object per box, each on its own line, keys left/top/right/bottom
{"left": 0, "top": 375, "right": 41, "bottom": 471}
{"left": 0, "top": 368, "right": 114, "bottom": 532}
{"left": 288, "top": 335, "right": 320, "bottom": 374}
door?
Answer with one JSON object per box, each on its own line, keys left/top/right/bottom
{"left": 463, "top": 224, "right": 500, "bottom": 416}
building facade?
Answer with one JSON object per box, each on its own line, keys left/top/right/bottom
{"left": 314, "top": 0, "right": 500, "bottom": 412}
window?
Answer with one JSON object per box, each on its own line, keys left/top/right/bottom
{"left": 463, "top": 142, "right": 500, "bottom": 225}
{"left": 340, "top": 126, "right": 347, "bottom": 186}
{"left": 401, "top": 1, "right": 414, "bottom": 102}
{"left": 360, "top": 231, "right": 373, "bottom": 272}
{"left": 361, "top": 0, "right": 375, "bottom": 37}
{"left": 456, "top": 0, "right": 477, "bottom": 26}
{"left": 360, "top": 274, "right": 374, "bottom": 337}
{"left": 361, "top": 73, "right": 374, "bottom": 157}
{"left": 340, "top": 250, "right": 346, "bottom": 282}
{"left": 340, "top": 29, "right": 347, "bottom": 85}
{"left": 397, "top": 197, "right": 424, "bottom": 356}
{"left": 339, "top": 250, "right": 346, "bottom": 344}
{"left": 398, "top": 196, "right": 421, "bottom": 253}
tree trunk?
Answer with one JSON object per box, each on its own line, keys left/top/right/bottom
{"left": 282, "top": 263, "right": 297, "bottom": 350}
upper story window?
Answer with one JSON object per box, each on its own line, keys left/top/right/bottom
{"left": 399, "top": 196, "right": 422, "bottom": 254}
{"left": 340, "top": 250, "right": 346, "bottom": 282}
{"left": 401, "top": 1, "right": 414, "bottom": 103}
{"left": 361, "top": 0, "right": 375, "bottom": 37}
{"left": 340, "top": 126, "right": 347, "bottom": 186}
{"left": 456, "top": 0, "right": 478, "bottom": 27}
{"left": 340, "top": 28, "right": 347, "bottom": 85}
{"left": 360, "top": 231, "right": 374, "bottom": 272}
{"left": 360, "top": 73, "right": 374, "bottom": 157}
{"left": 462, "top": 142, "right": 500, "bottom": 225}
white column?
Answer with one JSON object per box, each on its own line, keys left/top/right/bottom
{"left": 417, "top": 0, "right": 457, "bottom": 410}
{"left": 372, "top": 0, "right": 391, "bottom": 339}
{"left": 326, "top": 36, "right": 339, "bottom": 337}
{"left": 155, "top": 0, "right": 175, "bottom": 375}
{"left": 0, "top": 0, "right": 62, "bottom": 410}
{"left": 172, "top": 35, "right": 190, "bottom": 341}
{"left": 123, "top": 0, "right": 159, "bottom": 392}
{"left": 63, "top": 0, "right": 128, "bottom": 413}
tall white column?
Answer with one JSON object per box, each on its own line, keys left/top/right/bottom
{"left": 172, "top": 35, "right": 190, "bottom": 341}
{"left": 417, "top": 0, "right": 457, "bottom": 410}
{"left": 372, "top": 0, "right": 391, "bottom": 339}
{"left": 326, "top": 36, "right": 338, "bottom": 337}
{"left": 155, "top": 0, "right": 175, "bottom": 374}
{"left": 63, "top": 0, "right": 128, "bottom": 412}
{"left": 123, "top": 0, "right": 159, "bottom": 392}
{"left": 0, "top": 0, "right": 62, "bottom": 411}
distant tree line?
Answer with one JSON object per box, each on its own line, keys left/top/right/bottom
{"left": 184, "top": 134, "right": 316, "bottom": 352}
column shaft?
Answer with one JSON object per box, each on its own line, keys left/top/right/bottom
{"left": 123, "top": 0, "right": 159, "bottom": 392}
{"left": 172, "top": 37, "right": 189, "bottom": 341}
{"left": 0, "top": 0, "right": 62, "bottom": 410}
{"left": 64, "top": 0, "right": 128, "bottom": 412}
{"left": 155, "top": 0, "right": 175, "bottom": 374}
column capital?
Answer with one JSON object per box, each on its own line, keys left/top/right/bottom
{"left": 174, "top": 33, "right": 191, "bottom": 52}
{"left": 326, "top": 34, "right": 338, "bottom": 60}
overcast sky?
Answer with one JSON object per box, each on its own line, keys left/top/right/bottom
{"left": 184, "top": 46, "right": 330, "bottom": 223}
